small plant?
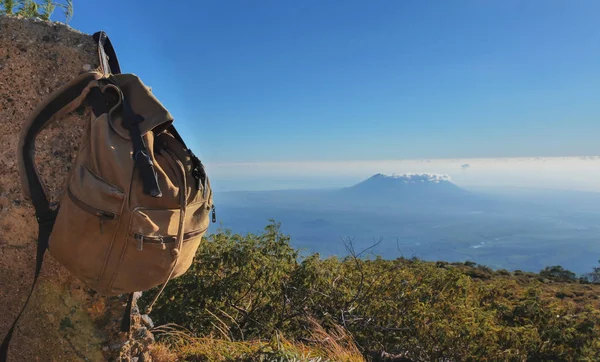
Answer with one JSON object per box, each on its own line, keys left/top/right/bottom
{"left": 0, "top": 0, "right": 15, "bottom": 14}
{"left": 0, "top": 0, "right": 73, "bottom": 22}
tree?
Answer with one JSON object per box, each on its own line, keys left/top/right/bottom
{"left": 1, "top": 0, "right": 73, "bottom": 22}
{"left": 540, "top": 265, "right": 576, "bottom": 282}
{"left": 583, "top": 260, "right": 600, "bottom": 284}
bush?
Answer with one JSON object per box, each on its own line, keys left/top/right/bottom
{"left": 541, "top": 265, "right": 577, "bottom": 282}
{"left": 582, "top": 260, "right": 600, "bottom": 284}
{"left": 496, "top": 269, "right": 511, "bottom": 276}
{"left": 141, "top": 223, "right": 600, "bottom": 361}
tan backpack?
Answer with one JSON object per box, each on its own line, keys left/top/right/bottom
{"left": 1, "top": 31, "right": 215, "bottom": 359}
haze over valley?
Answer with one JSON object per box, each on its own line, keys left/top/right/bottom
{"left": 209, "top": 161, "right": 600, "bottom": 275}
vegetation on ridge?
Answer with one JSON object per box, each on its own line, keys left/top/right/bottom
{"left": 0, "top": 0, "right": 73, "bottom": 22}
{"left": 140, "top": 221, "right": 600, "bottom": 361}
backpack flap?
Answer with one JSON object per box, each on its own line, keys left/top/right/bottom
{"left": 100, "top": 74, "right": 175, "bottom": 198}
{"left": 104, "top": 74, "right": 174, "bottom": 141}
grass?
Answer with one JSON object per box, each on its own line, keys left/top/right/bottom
{"left": 148, "top": 317, "right": 365, "bottom": 362}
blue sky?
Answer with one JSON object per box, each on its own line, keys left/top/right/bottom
{"left": 56, "top": 1, "right": 599, "bottom": 173}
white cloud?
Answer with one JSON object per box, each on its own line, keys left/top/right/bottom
{"left": 375, "top": 173, "right": 451, "bottom": 183}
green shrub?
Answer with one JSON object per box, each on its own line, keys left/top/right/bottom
{"left": 541, "top": 265, "right": 577, "bottom": 282}
{"left": 496, "top": 269, "right": 511, "bottom": 276}
{"left": 141, "top": 222, "right": 600, "bottom": 361}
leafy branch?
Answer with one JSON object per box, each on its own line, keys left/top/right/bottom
{"left": 0, "top": 0, "right": 73, "bottom": 23}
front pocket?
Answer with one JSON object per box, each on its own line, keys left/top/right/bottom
{"left": 67, "top": 187, "right": 117, "bottom": 221}
{"left": 69, "top": 163, "right": 125, "bottom": 216}
{"left": 132, "top": 227, "right": 208, "bottom": 251}
{"left": 48, "top": 164, "right": 125, "bottom": 288}
{"left": 109, "top": 202, "right": 211, "bottom": 294}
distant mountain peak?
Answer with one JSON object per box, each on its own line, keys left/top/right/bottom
{"left": 369, "top": 173, "right": 452, "bottom": 184}
{"left": 342, "top": 172, "right": 467, "bottom": 202}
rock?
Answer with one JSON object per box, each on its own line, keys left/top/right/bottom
{"left": 141, "top": 314, "right": 154, "bottom": 329}
{"left": 0, "top": 14, "right": 123, "bottom": 362}
{"left": 134, "top": 327, "right": 148, "bottom": 339}
{"left": 134, "top": 327, "right": 155, "bottom": 345}
{"left": 0, "top": 14, "right": 161, "bottom": 362}
{"left": 110, "top": 340, "right": 129, "bottom": 350}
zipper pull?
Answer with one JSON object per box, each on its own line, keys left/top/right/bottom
{"left": 211, "top": 205, "right": 217, "bottom": 223}
{"left": 96, "top": 211, "right": 114, "bottom": 234}
{"left": 135, "top": 234, "right": 144, "bottom": 251}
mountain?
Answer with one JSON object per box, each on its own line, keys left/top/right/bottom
{"left": 347, "top": 173, "right": 458, "bottom": 192}
{"left": 333, "top": 173, "right": 475, "bottom": 210}
{"left": 216, "top": 173, "right": 478, "bottom": 212}
{"left": 212, "top": 173, "right": 600, "bottom": 275}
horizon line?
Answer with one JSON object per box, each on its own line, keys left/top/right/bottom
{"left": 208, "top": 155, "right": 600, "bottom": 167}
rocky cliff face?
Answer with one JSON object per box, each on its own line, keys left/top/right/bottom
{"left": 0, "top": 15, "right": 154, "bottom": 361}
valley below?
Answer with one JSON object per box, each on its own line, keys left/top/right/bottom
{"left": 209, "top": 173, "right": 600, "bottom": 275}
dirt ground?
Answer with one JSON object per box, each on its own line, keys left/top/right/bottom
{"left": 0, "top": 15, "right": 150, "bottom": 361}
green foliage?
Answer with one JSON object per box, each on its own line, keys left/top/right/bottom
{"left": 583, "top": 260, "right": 600, "bottom": 284}
{"left": 0, "top": 0, "right": 16, "bottom": 14}
{"left": 141, "top": 222, "right": 600, "bottom": 361}
{"left": 0, "top": 0, "right": 73, "bottom": 22}
{"left": 39, "top": 0, "right": 54, "bottom": 20}
{"left": 496, "top": 268, "right": 511, "bottom": 276}
{"left": 16, "top": 0, "right": 38, "bottom": 17}
{"left": 540, "top": 265, "right": 577, "bottom": 282}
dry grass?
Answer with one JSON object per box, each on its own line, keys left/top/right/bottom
{"left": 301, "top": 317, "right": 365, "bottom": 362}
{"left": 148, "top": 317, "right": 365, "bottom": 362}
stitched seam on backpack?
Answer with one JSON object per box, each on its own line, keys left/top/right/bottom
{"left": 83, "top": 163, "right": 125, "bottom": 194}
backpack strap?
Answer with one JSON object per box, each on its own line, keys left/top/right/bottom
{"left": 92, "top": 31, "right": 121, "bottom": 75}
{"left": 120, "top": 293, "right": 135, "bottom": 333}
{"left": 1, "top": 71, "right": 102, "bottom": 361}
{"left": 91, "top": 31, "right": 162, "bottom": 198}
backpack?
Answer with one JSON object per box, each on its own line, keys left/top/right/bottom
{"left": 1, "top": 31, "right": 215, "bottom": 360}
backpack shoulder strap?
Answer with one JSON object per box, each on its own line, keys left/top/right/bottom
{"left": 17, "top": 71, "right": 103, "bottom": 210}
{"left": 92, "top": 31, "right": 121, "bottom": 75}
{"left": 1, "top": 71, "right": 102, "bottom": 362}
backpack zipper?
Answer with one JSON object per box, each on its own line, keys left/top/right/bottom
{"left": 67, "top": 187, "right": 116, "bottom": 220}
{"left": 67, "top": 187, "right": 117, "bottom": 233}
{"left": 67, "top": 187, "right": 115, "bottom": 233}
{"left": 133, "top": 227, "right": 208, "bottom": 251}
{"left": 143, "top": 145, "right": 189, "bottom": 314}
